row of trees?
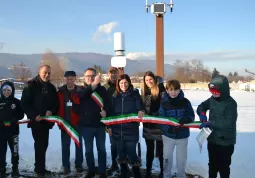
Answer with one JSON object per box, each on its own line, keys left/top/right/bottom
{"left": 166, "top": 59, "right": 212, "bottom": 82}
{"left": 6, "top": 53, "right": 255, "bottom": 84}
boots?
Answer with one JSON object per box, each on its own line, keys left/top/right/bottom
{"left": 11, "top": 165, "right": 19, "bottom": 177}
{"left": 132, "top": 166, "right": 141, "bottom": 178}
{"left": 145, "top": 168, "right": 152, "bottom": 178}
{"left": 107, "top": 163, "right": 119, "bottom": 175}
{"left": 119, "top": 163, "right": 128, "bottom": 178}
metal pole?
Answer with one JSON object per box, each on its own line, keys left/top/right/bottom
{"left": 156, "top": 15, "right": 164, "bottom": 78}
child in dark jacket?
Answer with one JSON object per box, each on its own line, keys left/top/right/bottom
{"left": 0, "top": 81, "right": 24, "bottom": 177}
{"left": 197, "top": 75, "right": 237, "bottom": 178}
{"left": 158, "top": 80, "right": 194, "bottom": 178}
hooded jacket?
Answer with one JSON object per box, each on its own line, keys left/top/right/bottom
{"left": 0, "top": 81, "right": 24, "bottom": 132}
{"left": 158, "top": 90, "right": 195, "bottom": 139}
{"left": 197, "top": 75, "right": 237, "bottom": 146}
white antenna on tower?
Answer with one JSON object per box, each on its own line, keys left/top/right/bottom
{"left": 145, "top": 0, "right": 174, "bottom": 14}
{"left": 145, "top": 0, "right": 150, "bottom": 13}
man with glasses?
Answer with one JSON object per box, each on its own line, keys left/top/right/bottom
{"left": 21, "top": 65, "right": 59, "bottom": 177}
{"left": 77, "top": 68, "right": 112, "bottom": 178}
{"left": 57, "top": 71, "right": 84, "bottom": 175}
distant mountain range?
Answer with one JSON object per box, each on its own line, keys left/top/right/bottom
{"left": 0, "top": 52, "right": 174, "bottom": 78}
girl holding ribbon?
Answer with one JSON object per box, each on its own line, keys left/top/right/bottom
{"left": 107, "top": 74, "right": 144, "bottom": 178}
{"left": 141, "top": 71, "right": 165, "bottom": 178}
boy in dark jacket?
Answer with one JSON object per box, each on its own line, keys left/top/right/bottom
{"left": 197, "top": 75, "right": 237, "bottom": 178}
{"left": 158, "top": 80, "right": 194, "bottom": 178}
{"left": 0, "top": 81, "right": 24, "bottom": 177}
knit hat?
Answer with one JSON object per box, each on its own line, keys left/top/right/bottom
{"left": 2, "top": 84, "right": 12, "bottom": 93}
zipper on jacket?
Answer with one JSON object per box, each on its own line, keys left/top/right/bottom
{"left": 121, "top": 96, "right": 124, "bottom": 141}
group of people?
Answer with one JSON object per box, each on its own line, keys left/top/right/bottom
{"left": 0, "top": 64, "right": 237, "bottom": 178}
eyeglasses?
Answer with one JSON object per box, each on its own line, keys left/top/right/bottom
{"left": 84, "top": 75, "right": 96, "bottom": 78}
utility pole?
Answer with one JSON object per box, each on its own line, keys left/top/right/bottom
{"left": 145, "top": 0, "right": 174, "bottom": 78}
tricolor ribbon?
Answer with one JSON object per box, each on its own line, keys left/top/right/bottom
{"left": 101, "top": 114, "right": 201, "bottom": 128}
{"left": 3, "top": 121, "right": 11, "bottom": 127}
{"left": 91, "top": 92, "right": 104, "bottom": 108}
{"left": 3, "top": 116, "right": 80, "bottom": 147}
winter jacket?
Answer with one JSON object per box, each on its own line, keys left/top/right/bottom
{"left": 0, "top": 81, "right": 24, "bottom": 133}
{"left": 21, "top": 75, "right": 59, "bottom": 129}
{"left": 103, "top": 80, "right": 116, "bottom": 99}
{"left": 158, "top": 90, "right": 195, "bottom": 139}
{"left": 57, "top": 84, "right": 81, "bottom": 126}
{"left": 142, "top": 83, "right": 165, "bottom": 140}
{"left": 111, "top": 88, "right": 143, "bottom": 142}
{"left": 197, "top": 75, "right": 237, "bottom": 146}
{"left": 77, "top": 83, "right": 112, "bottom": 128}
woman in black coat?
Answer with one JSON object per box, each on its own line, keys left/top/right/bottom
{"left": 141, "top": 71, "right": 165, "bottom": 178}
{"left": 108, "top": 74, "right": 144, "bottom": 178}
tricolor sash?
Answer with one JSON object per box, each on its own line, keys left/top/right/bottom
{"left": 91, "top": 92, "right": 104, "bottom": 108}
{"left": 3, "top": 116, "right": 80, "bottom": 147}
{"left": 101, "top": 114, "right": 201, "bottom": 128}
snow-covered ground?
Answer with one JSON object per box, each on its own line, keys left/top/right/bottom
{"left": 6, "top": 90, "right": 255, "bottom": 177}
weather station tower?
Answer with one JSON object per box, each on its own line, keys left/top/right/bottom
{"left": 145, "top": 0, "right": 174, "bottom": 78}
{"left": 111, "top": 32, "right": 126, "bottom": 75}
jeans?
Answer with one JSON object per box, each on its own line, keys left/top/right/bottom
{"left": 109, "top": 135, "right": 118, "bottom": 166}
{"left": 61, "top": 126, "right": 83, "bottom": 170}
{"left": 117, "top": 140, "right": 139, "bottom": 165}
{"left": 81, "top": 126, "right": 106, "bottom": 173}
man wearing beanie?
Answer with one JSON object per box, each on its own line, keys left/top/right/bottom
{"left": 21, "top": 65, "right": 59, "bottom": 177}
{"left": 57, "top": 71, "right": 84, "bottom": 175}
{"left": 0, "top": 81, "right": 24, "bottom": 177}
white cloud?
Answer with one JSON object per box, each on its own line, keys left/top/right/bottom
{"left": 126, "top": 50, "right": 255, "bottom": 62}
{"left": 126, "top": 52, "right": 154, "bottom": 60}
{"left": 93, "top": 21, "right": 118, "bottom": 43}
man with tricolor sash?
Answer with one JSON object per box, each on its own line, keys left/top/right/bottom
{"left": 77, "top": 68, "right": 112, "bottom": 178}
{"left": 57, "top": 71, "right": 84, "bottom": 175}
{"left": 0, "top": 81, "right": 24, "bottom": 177}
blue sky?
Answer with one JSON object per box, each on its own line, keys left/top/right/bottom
{"left": 0, "top": 0, "right": 254, "bottom": 75}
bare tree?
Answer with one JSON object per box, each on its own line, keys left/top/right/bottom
{"left": 8, "top": 62, "right": 32, "bottom": 82}
{"left": 171, "top": 59, "right": 211, "bottom": 83}
{"left": 40, "top": 49, "right": 66, "bottom": 87}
